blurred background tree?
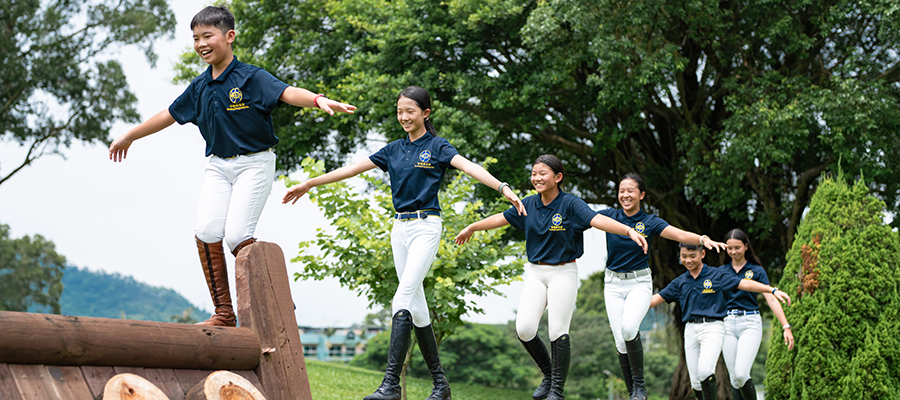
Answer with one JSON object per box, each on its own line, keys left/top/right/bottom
{"left": 0, "top": 0, "right": 175, "bottom": 186}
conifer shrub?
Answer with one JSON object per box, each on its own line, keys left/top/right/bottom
{"left": 765, "top": 176, "right": 900, "bottom": 399}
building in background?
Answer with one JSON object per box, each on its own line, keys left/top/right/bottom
{"left": 299, "top": 326, "right": 385, "bottom": 361}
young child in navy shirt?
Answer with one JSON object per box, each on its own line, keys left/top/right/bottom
{"left": 648, "top": 243, "right": 790, "bottom": 400}
{"left": 599, "top": 173, "right": 727, "bottom": 400}
{"left": 108, "top": 6, "right": 356, "bottom": 326}
{"left": 719, "top": 229, "right": 794, "bottom": 400}
{"left": 455, "top": 155, "right": 647, "bottom": 400}
{"left": 283, "top": 86, "right": 523, "bottom": 400}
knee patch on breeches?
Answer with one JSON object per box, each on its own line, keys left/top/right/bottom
{"left": 196, "top": 219, "right": 226, "bottom": 244}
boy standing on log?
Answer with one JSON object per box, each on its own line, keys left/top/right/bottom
{"left": 109, "top": 6, "right": 355, "bottom": 326}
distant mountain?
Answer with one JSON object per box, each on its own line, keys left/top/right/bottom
{"left": 42, "top": 266, "right": 209, "bottom": 322}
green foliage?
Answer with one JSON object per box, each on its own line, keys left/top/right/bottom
{"left": 0, "top": 0, "right": 175, "bottom": 185}
{"left": 765, "top": 176, "right": 900, "bottom": 399}
{"left": 287, "top": 157, "right": 525, "bottom": 341}
{"left": 308, "top": 359, "right": 532, "bottom": 400}
{"left": 56, "top": 266, "right": 204, "bottom": 322}
{"left": 215, "top": 0, "right": 900, "bottom": 284}
{"left": 0, "top": 224, "right": 65, "bottom": 313}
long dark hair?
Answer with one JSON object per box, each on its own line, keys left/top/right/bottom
{"left": 398, "top": 86, "right": 436, "bottom": 137}
{"left": 534, "top": 155, "right": 565, "bottom": 188}
{"left": 724, "top": 228, "right": 763, "bottom": 266}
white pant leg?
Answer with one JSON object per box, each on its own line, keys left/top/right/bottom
{"left": 390, "top": 217, "right": 441, "bottom": 327}
{"left": 546, "top": 263, "right": 578, "bottom": 341}
{"left": 727, "top": 315, "right": 762, "bottom": 387}
{"left": 722, "top": 316, "right": 740, "bottom": 388}
{"left": 223, "top": 151, "right": 275, "bottom": 251}
{"left": 195, "top": 157, "right": 235, "bottom": 244}
{"left": 604, "top": 271, "right": 653, "bottom": 353}
{"left": 685, "top": 321, "right": 725, "bottom": 390}
{"left": 515, "top": 264, "right": 549, "bottom": 341}
{"left": 195, "top": 152, "right": 275, "bottom": 249}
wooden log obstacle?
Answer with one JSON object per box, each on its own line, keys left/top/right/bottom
{"left": 0, "top": 241, "right": 312, "bottom": 400}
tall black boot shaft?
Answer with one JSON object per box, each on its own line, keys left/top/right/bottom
{"left": 700, "top": 376, "right": 718, "bottom": 400}
{"left": 731, "top": 386, "right": 743, "bottom": 400}
{"left": 364, "top": 310, "right": 412, "bottom": 400}
{"left": 738, "top": 378, "right": 755, "bottom": 400}
{"left": 547, "top": 334, "right": 570, "bottom": 400}
{"left": 624, "top": 333, "right": 647, "bottom": 400}
{"left": 694, "top": 389, "right": 703, "bottom": 400}
{"left": 617, "top": 352, "right": 634, "bottom": 397}
{"left": 415, "top": 324, "right": 451, "bottom": 400}
{"left": 520, "top": 335, "right": 552, "bottom": 400}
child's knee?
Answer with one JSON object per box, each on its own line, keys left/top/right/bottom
{"left": 195, "top": 219, "right": 225, "bottom": 244}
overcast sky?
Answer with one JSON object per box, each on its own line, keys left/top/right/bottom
{"left": 0, "top": 0, "right": 611, "bottom": 327}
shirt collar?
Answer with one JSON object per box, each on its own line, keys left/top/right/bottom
{"left": 537, "top": 190, "right": 565, "bottom": 209}
{"left": 204, "top": 56, "right": 240, "bottom": 84}
{"left": 403, "top": 133, "right": 433, "bottom": 147}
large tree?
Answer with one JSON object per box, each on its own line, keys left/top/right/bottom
{"left": 0, "top": 0, "right": 175, "bottom": 186}
{"left": 225, "top": 0, "right": 900, "bottom": 273}
{"left": 223, "top": 0, "right": 900, "bottom": 396}
{"left": 0, "top": 224, "right": 66, "bottom": 314}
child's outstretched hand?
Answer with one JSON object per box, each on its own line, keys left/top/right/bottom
{"left": 109, "top": 136, "right": 133, "bottom": 162}
{"left": 283, "top": 182, "right": 312, "bottom": 204}
{"left": 454, "top": 226, "right": 475, "bottom": 245}
{"left": 316, "top": 97, "right": 357, "bottom": 116}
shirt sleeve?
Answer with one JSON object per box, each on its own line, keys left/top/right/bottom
{"left": 648, "top": 215, "right": 671, "bottom": 237}
{"left": 168, "top": 81, "right": 198, "bottom": 125}
{"left": 755, "top": 265, "right": 770, "bottom": 285}
{"left": 658, "top": 280, "right": 679, "bottom": 303}
{"left": 570, "top": 197, "right": 598, "bottom": 231}
{"left": 253, "top": 69, "right": 290, "bottom": 111}
{"left": 598, "top": 208, "right": 614, "bottom": 218}
{"left": 369, "top": 143, "right": 391, "bottom": 172}
{"left": 436, "top": 138, "right": 460, "bottom": 169}
{"left": 503, "top": 205, "right": 525, "bottom": 231}
{"left": 720, "top": 268, "right": 743, "bottom": 292}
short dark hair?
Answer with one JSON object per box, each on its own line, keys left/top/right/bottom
{"left": 398, "top": 86, "right": 436, "bottom": 136}
{"left": 533, "top": 155, "right": 565, "bottom": 187}
{"left": 679, "top": 243, "right": 703, "bottom": 251}
{"left": 620, "top": 172, "right": 646, "bottom": 193}
{"left": 190, "top": 6, "right": 235, "bottom": 35}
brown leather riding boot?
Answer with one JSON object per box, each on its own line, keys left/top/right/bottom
{"left": 195, "top": 236, "right": 236, "bottom": 327}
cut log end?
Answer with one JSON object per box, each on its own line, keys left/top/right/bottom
{"left": 103, "top": 373, "right": 171, "bottom": 400}
{"left": 185, "top": 370, "right": 266, "bottom": 400}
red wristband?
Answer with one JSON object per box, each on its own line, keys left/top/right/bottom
{"left": 312, "top": 94, "right": 326, "bottom": 110}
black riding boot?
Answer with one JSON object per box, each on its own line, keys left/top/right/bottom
{"left": 520, "top": 334, "right": 552, "bottom": 400}
{"left": 694, "top": 389, "right": 703, "bottom": 400}
{"left": 547, "top": 334, "right": 570, "bottom": 400}
{"left": 700, "top": 375, "right": 718, "bottom": 400}
{"left": 738, "top": 378, "right": 755, "bottom": 400}
{"left": 617, "top": 352, "right": 634, "bottom": 397}
{"left": 731, "top": 386, "right": 742, "bottom": 400}
{"left": 364, "top": 310, "right": 412, "bottom": 400}
{"left": 624, "top": 333, "right": 647, "bottom": 400}
{"left": 415, "top": 324, "right": 451, "bottom": 400}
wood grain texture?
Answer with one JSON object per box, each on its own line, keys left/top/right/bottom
{"left": 0, "top": 311, "right": 260, "bottom": 369}
{"left": 49, "top": 366, "right": 94, "bottom": 400}
{"left": 0, "top": 363, "right": 23, "bottom": 400}
{"left": 235, "top": 241, "right": 311, "bottom": 400}
{"left": 81, "top": 365, "right": 116, "bottom": 399}
{"left": 8, "top": 364, "right": 60, "bottom": 399}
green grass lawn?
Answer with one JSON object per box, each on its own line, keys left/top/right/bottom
{"left": 306, "top": 359, "right": 533, "bottom": 400}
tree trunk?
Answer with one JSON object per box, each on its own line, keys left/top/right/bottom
{"left": 103, "top": 373, "right": 170, "bottom": 400}
{"left": 184, "top": 370, "right": 266, "bottom": 400}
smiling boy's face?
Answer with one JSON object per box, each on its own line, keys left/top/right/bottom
{"left": 192, "top": 24, "right": 234, "bottom": 67}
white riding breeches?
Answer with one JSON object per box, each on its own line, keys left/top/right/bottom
{"left": 515, "top": 262, "right": 579, "bottom": 342}
{"left": 722, "top": 314, "right": 763, "bottom": 388}
{"left": 195, "top": 151, "right": 275, "bottom": 252}
{"left": 604, "top": 270, "right": 653, "bottom": 353}
{"left": 684, "top": 320, "right": 726, "bottom": 390}
{"left": 390, "top": 216, "right": 442, "bottom": 328}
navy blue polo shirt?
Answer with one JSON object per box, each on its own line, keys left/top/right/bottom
{"left": 369, "top": 134, "right": 459, "bottom": 212}
{"left": 169, "top": 56, "right": 290, "bottom": 158}
{"left": 598, "top": 208, "right": 669, "bottom": 272}
{"left": 658, "top": 264, "right": 743, "bottom": 322}
{"left": 503, "top": 191, "right": 597, "bottom": 265}
{"left": 719, "top": 262, "right": 769, "bottom": 311}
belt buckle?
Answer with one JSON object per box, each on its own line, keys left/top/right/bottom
{"left": 419, "top": 211, "right": 427, "bottom": 220}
